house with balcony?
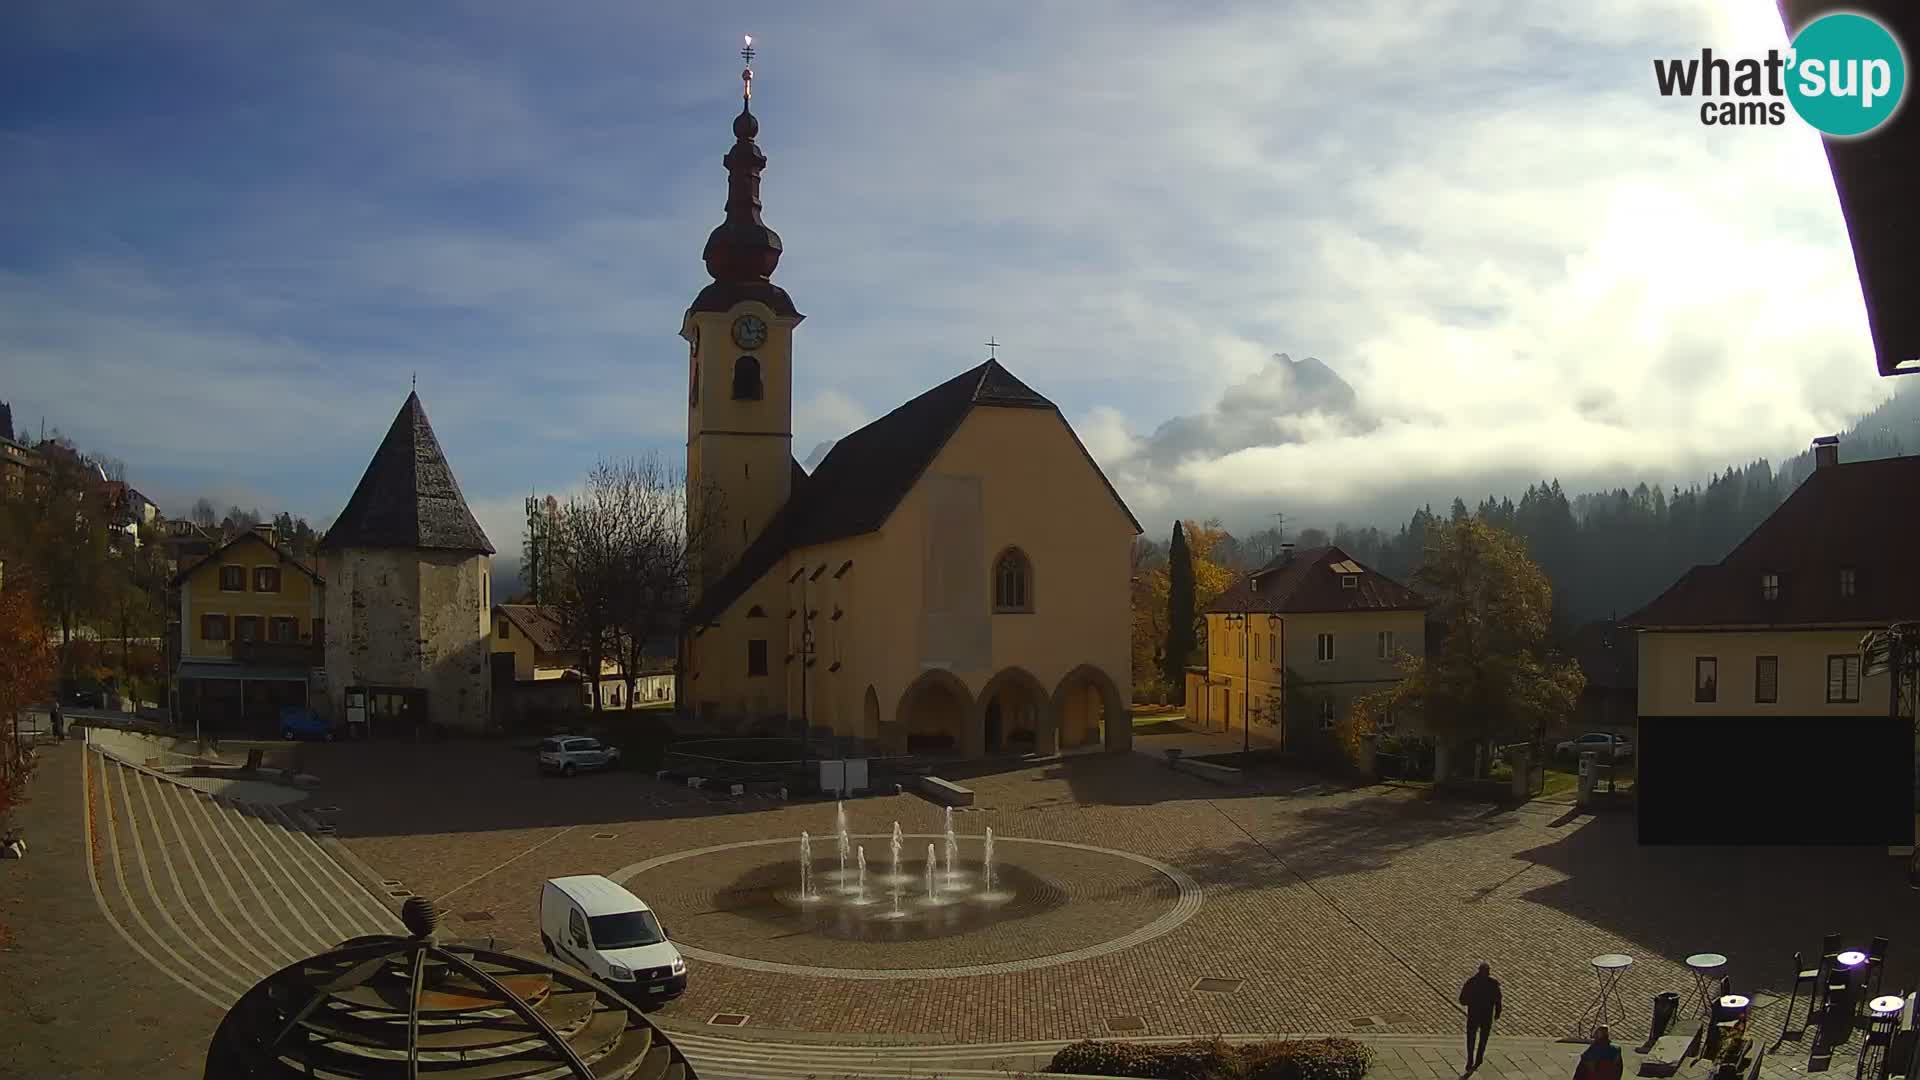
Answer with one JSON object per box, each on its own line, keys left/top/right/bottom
{"left": 1188, "top": 544, "right": 1429, "bottom": 750}
{"left": 1625, "top": 435, "right": 1919, "bottom": 843}
{"left": 170, "top": 522, "right": 326, "bottom": 735}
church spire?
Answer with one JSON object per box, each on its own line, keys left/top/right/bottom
{"left": 703, "top": 34, "right": 784, "bottom": 284}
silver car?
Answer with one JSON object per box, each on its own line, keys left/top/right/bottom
{"left": 538, "top": 735, "right": 622, "bottom": 777}
{"left": 1556, "top": 731, "right": 1633, "bottom": 760}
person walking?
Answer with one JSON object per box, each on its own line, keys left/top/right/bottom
{"left": 1460, "top": 961, "right": 1504, "bottom": 1070}
{"left": 50, "top": 701, "right": 64, "bottom": 740}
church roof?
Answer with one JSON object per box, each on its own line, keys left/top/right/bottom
{"left": 318, "top": 392, "right": 495, "bottom": 555}
{"left": 687, "top": 358, "right": 1141, "bottom": 626}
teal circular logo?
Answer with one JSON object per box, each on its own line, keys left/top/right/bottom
{"left": 1787, "top": 13, "right": 1907, "bottom": 137}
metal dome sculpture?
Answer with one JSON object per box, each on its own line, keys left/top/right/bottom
{"left": 204, "top": 897, "right": 698, "bottom": 1080}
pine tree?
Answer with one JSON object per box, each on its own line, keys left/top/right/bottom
{"left": 1163, "top": 522, "right": 1196, "bottom": 703}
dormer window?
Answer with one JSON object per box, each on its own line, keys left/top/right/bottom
{"left": 1840, "top": 568, "right": 1857, "bottom": 597}
{"left": 731, "top": 355, "right": 763, "bottom": 400}
{"left": 1250, "top": 575, "right": 1261, "bottom": 592}
{"left": 1760, "top": 573, "right": 1780, "bottom": 601}
{"left": 1341, "top": 575, "right": 1358, "bottom": 589}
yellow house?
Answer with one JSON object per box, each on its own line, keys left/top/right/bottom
{"left": 491, "top": 603, "right": 674, "bottom": 713}
{"left": 171, "top": 523, "right": 326, "bottom": 734}
{"left": 1190, "top": 545, "right": 1429, "bottom": 748}
{"left": 1626, "top": 438, "right": 1918, "bottom": 845}
{"left": 1628, "top": 441, "right": 1911, "bottom": 719}
{"left": 677, "top": 72, "right": 1140, "bottom": 757}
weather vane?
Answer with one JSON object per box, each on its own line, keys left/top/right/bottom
{"left": 741, "top": 34, "right": 755, "bottom": 101}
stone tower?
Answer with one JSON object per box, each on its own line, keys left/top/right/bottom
{"left": 682, "top": 42, "right": 804, "bottom": 596}
{"left": 318, "top": 392, "right": 496, "bottom": 733}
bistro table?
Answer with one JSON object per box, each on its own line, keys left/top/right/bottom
{"left": 1857, "top": 996, "right": 1907, "bottom": 1080}
{"left": 1686, "top": 953, "right": 1730, "bottom": 1020}
{"left": 1823, "top": 951, "right": 1870, "bottom": 1046}
{"left": 1573, "top": 954, "right": 1635, "bottom": 1039}
{"left": 1707, "top": 994, "right": 1752, "bottom": 1061}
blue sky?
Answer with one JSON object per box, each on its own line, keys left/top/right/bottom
{"left": 0, "top": 0, "right": 1899, "bottom": 553}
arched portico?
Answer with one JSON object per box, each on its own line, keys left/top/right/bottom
{"left": 862, "top": 685, "right": 881, "bottom": 743}
{"left": 895, "top": 668, "right": 973, "bottom": 756}
{"left": 1052, "top": 664, "right": 1130, "bottom": 753}
{"left": 973, "top": 666, "right": 1053, "bottom": 758}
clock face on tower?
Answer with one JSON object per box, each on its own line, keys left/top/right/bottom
{"left": 731, "top": 314, "right": 768, "bottom": 350}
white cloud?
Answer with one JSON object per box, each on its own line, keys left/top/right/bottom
{"left": 2, "top": 0, "right": 1894, "bottom": 542}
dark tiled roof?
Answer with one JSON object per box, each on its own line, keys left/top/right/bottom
{"left": 1781, "top": 1, "right": 1920, "bottom": 376}
{"left": 1627, "top": 455, "right": 1920, "bottom": 628}
{"left": 318, "top": 392, "right": 495, "bottom": 554}
{"left": 687, "top": 358, "right": 1141, "bottom": 625}
{"left": 1204, "top": 545, "right": 1429, "bottom": 615}
{"left": 1568, "top": 619, "right": 1637, "bottom": 691}
{"left": 170, "top": 531, "right": 323, "bottom": 588}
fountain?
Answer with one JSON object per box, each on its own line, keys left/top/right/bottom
{"left": 889, "top": 821, "right": 904, "bottom": 883}
{"left": 983, "top": 827, "right": 996, "bottom": 890}
{"left": 836, "top": 803, "right": 850, "bottom": 877}
{"left": 944, "top": 830, "right": 958, "bottom": 883}
{"left": 856, "top": 846, "right": 868, "bottom": 904}
{"left": 926, "top": 843, "right": 939, "bottom": 901}
{"left": 799, "top": 832, "right": 815, "bottom": 900}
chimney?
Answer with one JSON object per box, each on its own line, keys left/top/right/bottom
{"left": 1280, "top": 543, "right": 1295, "bottom": 565}
{"left": 1813, "top": 434, "right": 1840, "bottom": 470}
{"left": 252, "top": 522, "right": 276, "bottom": 547}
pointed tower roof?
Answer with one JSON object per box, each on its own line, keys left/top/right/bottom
{"left": 689, "top": 36, "right": 802, "bottom": 320}
{"left": 318, "top": 392, "right": 495, "bottom": 555}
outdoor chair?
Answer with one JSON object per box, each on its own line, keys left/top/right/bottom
{"left": 1786, "top": 952, "right": 1825, "bottom": 1034}
{"left": 1870, "top": 938, "right": 1891, "bottom": 1000}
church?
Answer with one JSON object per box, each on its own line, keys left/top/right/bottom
{"left": 678, "top": 50, "right": 1140, "bottom": 757}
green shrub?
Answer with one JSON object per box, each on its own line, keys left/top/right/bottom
{"left": 1047, "top": 1037, "right": 1372, "bottom": 1080}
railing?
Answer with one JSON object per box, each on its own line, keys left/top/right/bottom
{"left": 230, "top": 640, "right": 323, "bottom": 668}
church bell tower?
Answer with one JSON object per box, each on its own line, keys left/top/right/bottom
{"left": 683, "top": 35, "right": 804, "bottom": 594}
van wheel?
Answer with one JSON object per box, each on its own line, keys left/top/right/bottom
{"left": 562, "top": 763, "right": 577, "bottom": 777}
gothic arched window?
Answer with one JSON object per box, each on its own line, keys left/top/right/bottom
{"left": 732, "top": 355, "right": 763, "bottom": 401}
{"left": 992, "top": 547, "right": 1033, "bottom": 613}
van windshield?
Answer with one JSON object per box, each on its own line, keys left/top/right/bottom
{"left": 588, "top": 910, "right": 665, "bottom": 950}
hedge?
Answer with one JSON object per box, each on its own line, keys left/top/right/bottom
{"left": 1048, "top": 1037, "right": 1373, "bottom": 1080}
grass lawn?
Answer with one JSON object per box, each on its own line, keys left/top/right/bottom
{"left": 1129, "top": 704, "right": 1185, "bottom": 718}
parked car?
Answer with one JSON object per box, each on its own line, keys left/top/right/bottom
{"left": 538, "top": 735, "right": 621, "bottom": 777}
{"left": 540, "top": 875, "right": 686, "bottom": 999}
{"left": 1555, "top": 731, "right": 1633, "bottom": 760}
{"left": 280, "top": 705, "right": 337, "bottom": 741}
{"left": 62, "top": 683, "right": 105, "bottom": 709}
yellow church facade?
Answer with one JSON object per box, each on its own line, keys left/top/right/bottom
{"left": 676, "top": 63, "right": 1139, "bottom": 757}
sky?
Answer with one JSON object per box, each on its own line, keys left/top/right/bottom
{"left": 0, "top": 0, "right": 1904, "bottom": 559}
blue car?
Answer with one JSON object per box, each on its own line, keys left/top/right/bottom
{"left": 280, "top": 706, "right": 337, "bottom": 741}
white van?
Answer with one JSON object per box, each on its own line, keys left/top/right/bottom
{"left": 539, "top": 875, "right": 687, "bottom": 999}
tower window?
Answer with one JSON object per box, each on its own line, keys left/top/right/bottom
{"left": 732, "top": 356, "right": 763, "bottom": 400}
{"left": 993, "top": 548, "right": 1033, "bottom": 613}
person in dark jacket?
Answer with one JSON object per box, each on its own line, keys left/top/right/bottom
{"left": 1574, "top": 1026, "right": 1623, "bottom": 1080}
{"left": 1460, "top": 962, "right": 1503, "bottom": 1070}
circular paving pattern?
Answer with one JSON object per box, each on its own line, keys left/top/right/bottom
{"left": 611, "top": 834, "right": 1204, "bottom": 979}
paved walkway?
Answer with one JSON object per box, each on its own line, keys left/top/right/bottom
{"left": 661, "top": 1025, "right": 1868, "bottom": 1080}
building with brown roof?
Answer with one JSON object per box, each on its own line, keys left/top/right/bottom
{"left": 676, "top": 64, "right": 1140, "bottom": 757}
{"left": 1624, "top": 435, "right": 1917, "bottom": 844}
{"left": 169, "top": 522, "right": 327, "bottom": 735}
{"left": 317, "top": 391, "right": 496, "bottom": 735}
{"left": 1193, "top": 545, "right": 1430, "bottom": 750}
{"left": 490, "top": 603, "right": 674, "bottom": 721}
{"left": 1627, "top": 437, "right": 1917, "bottom": 717}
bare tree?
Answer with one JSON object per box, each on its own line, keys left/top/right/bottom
{"left": 610, "top": 458, "right": 723, "bottom": 709}
{"left": 548, "top": 458, "right": 725, "bottom": 716}
{"left": 190, "top": 498, "right": 218, "bottom": 529}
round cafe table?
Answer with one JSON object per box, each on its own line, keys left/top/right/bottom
{"left": 1573, "top": 954, "right": 1635, "bottom": 1039}
{"left": 1826, "top": 951, "right": 1870, "bottom": 1045}
{"left": 1686, "top": 953, "right": 1729, "bottom": 1020}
